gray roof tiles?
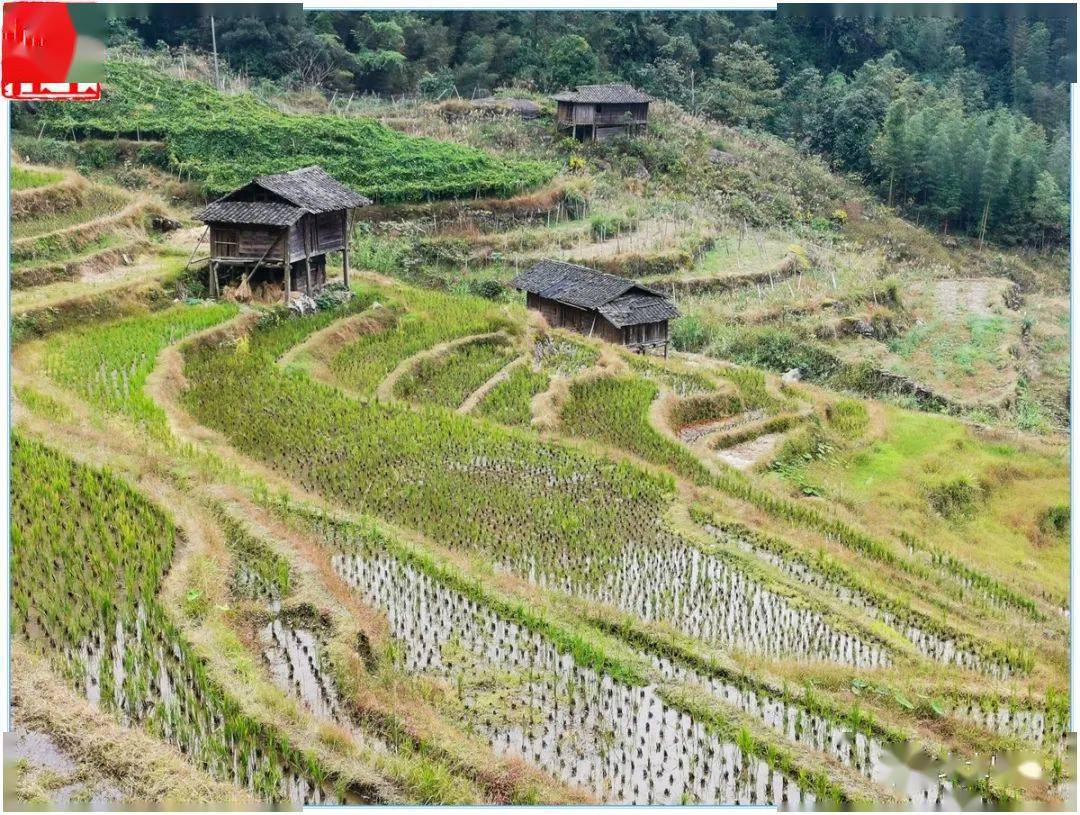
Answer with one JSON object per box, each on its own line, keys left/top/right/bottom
{"left": 510, "top": 259, "right": 677, "bottom": 327}
{"left": 599, "top": 291, "right": 681, "bottom": 327}
{"left": 196, "top": 200, "right": 304, "bottom": 226}
{"left": 252, "top": 165, "right": 371, "bottom": 213}
{"left": 552, "top": 83, "right": 653, "bottom": 104}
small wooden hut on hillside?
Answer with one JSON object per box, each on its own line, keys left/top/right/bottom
{"left": 553, "top": 83, "right": 652, "bottom": 141}
{"left": 195, "top": 166, "right": 370, "bottom": 302}
{"left": 510, "top": 259, "right": 679, "bottom": 356}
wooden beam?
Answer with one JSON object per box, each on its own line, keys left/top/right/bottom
{"left": 209, "top": 260, "right": 219, "bottom": 298}
{"left": 283, "top": 225, "right": 291, "bottom": 304}
{"left": 342, "top": 209, "right": 350, "bottom": 289}
{"left": 185, "top": 226, "right": 209, "bottom": 271}
{"left": 303, "top": 220, "right": 313, "bottom": 296}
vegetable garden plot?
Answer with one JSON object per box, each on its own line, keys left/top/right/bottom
{"left": 318, "top": 518, "right": 816, "bottom": 806}
{"left": 704, "top": 522, "right": 1015, "bottom": 678}
{"left": 9, "top": 434, "right": 361, "bottom": 805}
{"left": 395, "top": 336, "right": 517, "bottom": 409}
{"left": 36, "top": 58, "right": 555, "bottom": 202}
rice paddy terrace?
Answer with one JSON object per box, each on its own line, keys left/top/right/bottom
{"left": 7, "top": 78, "right": 1072, "bottom": 810}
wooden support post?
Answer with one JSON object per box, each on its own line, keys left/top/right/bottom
{"left": 283, "top": 225, "right": 291, "bottom": 304}
{"left": 342, "top": 210, "right": 350, "bottom": 289}
{"left": 185, "top": 226, "right": 208, "bottom": 271}
{"left": 208, "top": 261, "right": 219, "bottom": 298}
{"left": 303, "top": 218, "right": 313, "bottom": 296}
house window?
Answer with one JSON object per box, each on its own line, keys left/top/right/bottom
{"left": 213, "top": 227, "right": 239, "bottom": 257}
{"left": 595, "top": 104, "right": 602, "bottom": 113}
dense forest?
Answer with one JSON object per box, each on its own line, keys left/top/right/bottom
{"left": 107, "top": 5, "right": 1073, "bottom": 244}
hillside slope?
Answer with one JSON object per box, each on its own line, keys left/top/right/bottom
{"left": 30, "top": 56, "right": 555, "bottom": 202}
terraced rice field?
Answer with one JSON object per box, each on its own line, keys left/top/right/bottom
{"left": 8, "top": 169, "right": 1072, "bottom": 809}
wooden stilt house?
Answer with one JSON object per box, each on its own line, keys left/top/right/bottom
{"left": 510, "top": 259, "right": 679, "bottom": 356}
{"left": 195, "top": 166, "right": 371, "bottom": 302}
{"left": 553, "top": 83, "right": 652, "bottom": 142}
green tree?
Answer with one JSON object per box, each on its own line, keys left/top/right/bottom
{"left": 1030, "top": 170, "right": 1068, "bottom": 245}
{"left": 700, "top": 41, "right": 778, "bottom": 127}
{"left": 547, "top": 34, "right": 598, "bottom": 90}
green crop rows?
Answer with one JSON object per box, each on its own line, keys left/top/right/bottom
{"left": 44, "top": 302, "right": 238, "bottom": 436}
{"left": 10, "top": 433, "right": 352, "bottom": 803}
{"left": 395, "top": 336, "right": 516, "bottom": 409}
{"left": 36, "top": 59, "right": 555, "bottom": 202}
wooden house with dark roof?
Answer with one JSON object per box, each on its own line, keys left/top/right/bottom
{"left": 195, "top": 165, "right": 371, "bottom": 302}
{"left": 510, "top": 259, "right": 679, "bottom": 356}
{"left": 552, "top": 83, "right": 653, "bottom": 141}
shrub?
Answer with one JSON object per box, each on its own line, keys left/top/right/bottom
{"left": 670, "top": 314, "right": 709, "bottom": 353}
{"left": 1039, "top": 505, "right": 1069, "bottom": 539}
{"left": 466, "top": 279, "right": 506, "bottom": 301}
{"left": 923, "top": 475, "right": 984, "bottom": 519}
{"left": 826, "top": 399, "right": 869, "bottom": 438}
{"left": 769, "top": 425, "right": 834, "bottom": 472}
{"left": 590, "top": 212, "right": 636, "bottom": 241}
{"left": 668, "top": 391, "right": 743, "bottom": 429}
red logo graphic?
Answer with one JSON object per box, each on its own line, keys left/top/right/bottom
{"left": 2, "top": 2, "right": 100, "bottom": 100}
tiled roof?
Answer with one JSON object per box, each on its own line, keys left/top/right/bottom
{"left": 196, "top": 200, "right": 304, "bottom": 226}
{"left": 510, "top": 259, "right": 676, "bottom": 326}
{"left": 551, "top": 83, "right": 653, "bottom": 104}
{"left": 252, "top": 166, "right": 371, "bottom": 213}
{"left": 599, "top": 291, "right": 680, "bottom": 328}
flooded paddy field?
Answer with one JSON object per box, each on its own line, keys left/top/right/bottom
{"left": 702, "top": 522, "right": 1016, "bottom": 678}
{"left": 9, "top": 434, "right": 371, "bottom": 807}
{"left": 314, "top": 513, "right": 826, "bottom": 806}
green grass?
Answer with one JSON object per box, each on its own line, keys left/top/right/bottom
{"left": 38, "top": 58, "right": 556, "bottom": 202}
{"left": 476, "top": 365, "right": 549, "bottom": 427}
{"left": 11, "top": 166, "right": 63, "bottom": 191}
{"left": 798, "top": 405, "right": 1068, "bottom": 601}
{"left": 395, "top": 337, "right": 516, "bottom": 409}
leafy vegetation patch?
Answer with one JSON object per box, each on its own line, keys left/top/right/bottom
{"left": 36, "top": 58, "right": 555, "bottom": 202}
{"left": 11, "top": 166, "right": 64, "bottom": 191}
